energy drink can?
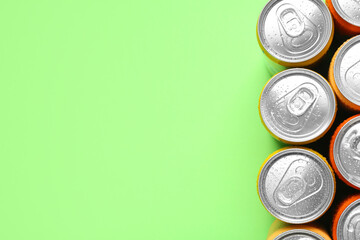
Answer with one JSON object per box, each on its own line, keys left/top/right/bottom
{"left": 326, "top": 0, "right": 360, "bottom": 36}
{"left": 257, "top": 0, "right": 334, "bottom": 75}
{"left": 267, "top": 219, "right": 332, "bottom": 240}
{"left": 329, "top": 35, "right": 360, "bottom": 111}
{"left": 330, "top": 114, "right": 360, "bottom": 189}
{"left": 259, "top": 68, "right": 337, "bottom": 145}
{"left": 332, "top": 194, "right": 360, "bottom": 240}
{"left": 257, "top": 147, "right": 336, "bottom": 224}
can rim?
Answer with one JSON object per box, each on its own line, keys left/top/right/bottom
{"left": 332, "top": 0, "right": 360, "bottom": 27}
{"left": 337, "top": 198, "right": 360, "bottom": 239}
{"left": 257, "top": 0, "right": 333, "bottom": 63}
{"left": 334, "top": 35, "right": 360, "bottom": 106}
{"left": 259, "top": 68, "right": 336, "bottom": 143}
{"left": 258, "top": 148, "right": 335, "bottom": 224}
{"left": 333, "top": 115, "right": 360, "bottom": 187}
{"left": 274, "top": 229, "right": 325, "bottom": 240}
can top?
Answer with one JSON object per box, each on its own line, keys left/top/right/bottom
{"left": 259, "top": 68, "right": 336, "bottom": 144}
{"left": 333, "top": 115, "right": 360, "bottom": 187}
{"left": 274, "top": 229, "right": 325, "bottom": 240}
{"left": 257, "top": 0, "right": 333, "bottom": 63}
{"left": 258, "top": 148, "right": 335, "bottom": 224}
{"left": 333, "top": 0, "right": 360, "bottom": 27}
{"left": 334, "top": 35, "right": 360, "bottom": 106}
{"left": 337, "top": 199, "right": 360, "bottom": 239}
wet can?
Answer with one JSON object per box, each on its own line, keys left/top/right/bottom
{"left": 267, "top": 219, "right": 331, "bottom": 240}
{"left": 257, "top": 0, "right": 334, "bottom": 75}
{"left": 326, "top": 0, "right": 360, "bottom": 36}
{"left": 259, "top": 68, "right": 337, "bottom": 145}
{"left": 257, "top": 147, "right": 336, "bottom": 224}
{"left": 330, "top": 114, "right": 360, "bottom": 189}
{"left": 332, "top": 194, "right": 360, "bottom": 240}
{"left": 329, "top": 35, "right": 360, "bottom": 111}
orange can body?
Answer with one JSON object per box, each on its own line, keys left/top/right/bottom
{"left": 328, "top": 36, "right": 360, "bottom": 111}
{"left": 326, "top": 0, "right": 360, "bottom": 36}
{"left": 329, "top": 114, "right": 360, "bottom": 189}
{"left": 332, "top": 195, "right": 360, "bottom": 240}
{"left": 267, "top": 219, "right": 331, "bottom": 240}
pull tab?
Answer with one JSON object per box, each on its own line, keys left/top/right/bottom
{"left": 346, "top": 213, "right": 360, "bottom": 240}
{"left": 287, "top": 87, "right": 317, "bottom": 116}
{"left": 270, "top": 83, "right": 319, "bottom": 133}
{"left": 276, "top": 3, "right": 319, "bottom": 54}
{"left": 276, "top": 4, "right": 305, "bottom": 37}
{"left": 275, "top": 176, "right": 306, "bottom": 207}
{"left": 344, "top": 130, "right": 360, "bottom": 161}
{"left": 345, "top": 60, "right": 360, "bottom": 97}
{"left": 274, "top": 160, "right": 323, "bottom": 208}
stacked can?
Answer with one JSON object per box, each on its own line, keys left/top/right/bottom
{"left": 257, "top": 0, "right": 334, "bottom": 75}
{"left": 255, "top": 0, "right": 360, "bottom": 239}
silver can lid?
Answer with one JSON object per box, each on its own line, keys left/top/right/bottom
{"left": 333, "top": 0, "right": 360, "bottom": 27}
{"left": 259, "top": 68, "right": 336, "bottom": 144}
{"left": 274, "top": 229, "right": 325, "bottom": 240}
{"left": 333, "top": 116, "right": 360, "bottom": 188}
{"left": 336, "top": 198, "right": 360, "bottom": 240}
{"left": 333, "top": 35, "right": 360, "bottom": 106}
{"left": 257, "top": 0, "right": 333, "bottom": 64}
{"left": 258, "top": 148, "right": 335, "bottom": 224}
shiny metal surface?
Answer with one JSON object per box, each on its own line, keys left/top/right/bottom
{"left": 274, "top": 229, "right": 324, "bottom": 240}
{"left": 258, "top": 0, "right": 333, "bottom": 63}
{"left": 334, "top": 35, "right": 360, "bottom": 106}
{"left": 259, "top": 68, "right": 336, "bottom": 143}
{"left": 337, "top": 199, "right": 360, "bottom": 240}
{"left": 333, "top": 116, "right": 360, "bottom": 188}
{"left": 258, "top": 148, "right": 335, "bottom": 224}
{"left": 333, "top": 0, "right": 360, "bottom": 27}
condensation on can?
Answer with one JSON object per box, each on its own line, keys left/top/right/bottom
{"left": 257, "top": 147, "right": 336, "bottom": 224}
{"left": 330, "top": 114, "right": 360, "bottom": 190}
{"left": 332, "top": 194, "right": 360, "bottom": 240}
{"left": 329, "top": 35, "right": 360, "bottom": 111}
{"left": 326, "top": 0, "right": 360, "bottom": 36}
{"left": 267, "top": 219, "right": 332, "bottom": 240}
{"left": 257, "top": 0, "right": 334, "bottom": 76}
{"left": 259, "top": 68, "right": 337, "bottom": 145}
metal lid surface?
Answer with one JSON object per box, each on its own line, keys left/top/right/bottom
{"left": 259, "top": 68, "right": 336, "bottom": 144}
{"left": 258, "top": 148, "right": 335, "bottom": 224}
{"left": 274, "top": 229, "right": 325, "bottom": 240}
{"left": 337, "top": 199, "right": 360, "bottom": 240}
{"left": 333, "top": 0, "right": 360, "bottom": 27}
{"left": 333, "top": 116, "right": 360, "bottom": 187}
{"left": 257, "top": 0, "right": 333, "bottom": 63}
{"left": 334, "top": 35, "right": 360, "bottom": 106}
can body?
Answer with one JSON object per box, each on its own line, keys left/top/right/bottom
{"left": 257, "top": 147, "right": 336, "bottom": 224}
{"left": 257, "top": 0, "right": 334, "bottom": 76}
{"left": 267, "top": 219, "right": 331, "bottom": 240}
{"left": 259, "top": 68, "right": 337, "bottom": 145}
{"left": 332, "top": 194, "right": 360, "bottom": 240}
{"left": 330, "top": 114, "right": 360, "bottom": 189}
{"left": 329, "top": 35, "right": 360, "bottom": 111}
{"left": 326, "top": 0, "right": 360, "bottom": 37}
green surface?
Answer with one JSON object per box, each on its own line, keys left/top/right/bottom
{"left": 1, "top": 0, "right": 281, "bottom": 239}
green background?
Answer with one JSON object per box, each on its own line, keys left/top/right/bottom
{"left": 0, "top": 0, "right": 281, "bottom": 239}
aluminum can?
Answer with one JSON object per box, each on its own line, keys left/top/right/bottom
{"left": 326, "top": 0, "right": 360, "bottom": 36}
{"left": 267, "top": 219, "right": 331, "bottom": 240}
{"left": 332, "top": 194, "right": 360, "bottom": 240}
{"left": 257, "top": 0, "right": 334, "bottom": 75}
{"left": 259, "top": 68, "right": 337, "bottom": 145}
{"left": 257, "top": 147, "right": 336, "bottom": 224}
{"left": 330, "top": 114, "right": 360, "bottom": 189}
{"left": 329, "top": 35, "right": 360, "bottom": 111}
